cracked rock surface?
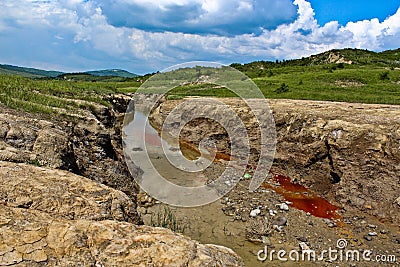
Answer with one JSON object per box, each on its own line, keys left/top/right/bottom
{"left": 0, "top": 162, "right": 244, "bottom": 267}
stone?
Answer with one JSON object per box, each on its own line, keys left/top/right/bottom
{"left": 276, "top": 203, "right": 289, "bottom": 211}
{"left": 0, "top": 161, "right": 138, "bottom": 223}
{"left": 250, "top": 208, "right": 261, "bottom": 217}
{"left": 271, "top": 216, "right": 287, "bottom": 227}
{"left": 363, "top": 235, "right": 372, "bottom": 241}
{"left": 368, "top": 232, "right": 378, "bottom": 236}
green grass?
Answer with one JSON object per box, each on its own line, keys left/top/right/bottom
{"left": 0, "top": 48, "right": 399, "bottom": 119}
{"left": 162, "top": 63, "right": 400, "bottom": 105}
{"left": 150, "top": 206, "right": 187, "bottom": 233}
{"left": 0, "top": 74, "right": 139, "bottom": 118}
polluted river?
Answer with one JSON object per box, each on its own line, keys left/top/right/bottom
{"left": 123, "top": 100, "right": 400, "bottom": 267}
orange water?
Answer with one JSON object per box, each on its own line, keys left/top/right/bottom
{"left": 263, "top": 174, "right": 342, "bottom": 221}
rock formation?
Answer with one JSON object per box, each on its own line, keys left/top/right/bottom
{"left": 0, "top": 162, "right": 244, "bottom": 266}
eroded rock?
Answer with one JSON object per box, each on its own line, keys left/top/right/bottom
{"left": 0, "top": 161, "right": 137, "bottom": 222}
{"left": 0, "top": 162, "right": 244, "bottom": 266}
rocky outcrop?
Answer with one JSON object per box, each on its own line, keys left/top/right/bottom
{"left": 150, "top": 97, "right": 400, "bottom": 224}
{"left": 0, "top": 161, "right": 137, "bottom": 222}
{"left": 0, "top": 103, "right": 141, "bottom": 224}
{"left": 0, "top": 161, "right": 244, "bottom": 266}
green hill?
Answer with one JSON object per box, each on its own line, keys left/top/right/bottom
{"left": 85, "top": 69, "right": 137, "bottom": 78}
{"left": 0, "top": 64, "right": 64, "bottom": 78}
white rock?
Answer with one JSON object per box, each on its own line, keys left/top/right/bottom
{"left": 250, "top": 208, "right": 261, "bottom": 217}
{"left": 269, "top": 210, "right": 277, "bottom": 216}
{"left": 276, "top": 203, "right": 289, "bottom": 211}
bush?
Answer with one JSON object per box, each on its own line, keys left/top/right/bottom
{"left": 379, "top": 71, "right": 390, "bottom": 81}
{"left": 274, "top": 83, "right": 290, "bottom": 93}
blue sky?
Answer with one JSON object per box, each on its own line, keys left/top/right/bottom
{"left": 0, "top": 0, "right": 399, "bottom": 74}
{"left": 310, "top": 0, "right": 400, "bottom": 25}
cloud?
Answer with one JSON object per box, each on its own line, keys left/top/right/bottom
{"left": 95, "top": 0, "right": 298, "bottom": 35}
{"left": 0, "top": 0, "right": 399, "bottom": 73}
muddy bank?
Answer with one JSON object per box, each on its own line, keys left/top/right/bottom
{"left": 150, "top": 97, "right": 400, "bottom": 225}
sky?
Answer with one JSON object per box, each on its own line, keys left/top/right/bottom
{"left": 0, "top": 0, "right": 399, "bottom": 74}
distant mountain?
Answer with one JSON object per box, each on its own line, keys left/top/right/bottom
{"left": 85, "top": 69, "right": 138, "bottom": 78}
{"left": 0, "top": 64, "right": 64, "bottom": 78}
{"left": 0, "top": 64, "right": 138, "bottom": 79}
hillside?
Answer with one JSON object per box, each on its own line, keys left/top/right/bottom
{"left": 85, "top": 69, "right": 138, "bottom": 78}
{"left": 166, "top": 48, "right": 400, "bottom": 104}
{"left": 0, "top": 64, "right": 63, "bottom": 78}
{"left": 0, "top": 48, "right": 399, "bottom": 120}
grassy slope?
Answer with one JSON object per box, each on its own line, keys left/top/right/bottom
{"left": 0, "top": 74, "right": 141, "bottom": 118}
{"left": 0, "top": 48, "right": 399, "bottom": 119}
{"left": 167, "top": 49, "right": 400, "bottom": 104}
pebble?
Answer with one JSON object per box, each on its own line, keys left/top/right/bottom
{"left": 271, "top": 216, "right": 287, "bottom": 227}
{"left": 368, "top": 232, "right": 378, "bottom": 236}
{"left": 250, "top": 208, "right": 261, "bottom": 217}
{"left": 380, "top": 229, "right": 387, "bottom": 234}
{"left": 368, "top": 224, "right": 377, "bottom": 229}
{"left": 276, "top": 203, "right": 289, "bottom": 211}
{"left": 363, "top": 235, "right": 372, "bottom": 241}
{"left": 269, "top": 210, "right": 277, "bottom": 216}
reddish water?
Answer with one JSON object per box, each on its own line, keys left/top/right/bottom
{"left": 263, "top": 174, "right": 342, "bottom": 221}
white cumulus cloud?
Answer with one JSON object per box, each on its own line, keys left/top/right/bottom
{"left": 0, "top": 0, "right": 399, "bottom": 73}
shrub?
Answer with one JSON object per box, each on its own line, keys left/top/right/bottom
{"left": 274, "top": 83, "right": 290, "bottom": 93}
{"left": 379, "top": 71, "right": 390, "bottom": 81}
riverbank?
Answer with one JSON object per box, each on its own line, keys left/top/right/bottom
{"left": 146, "top": 96, "right": 400, "bottom": 266}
